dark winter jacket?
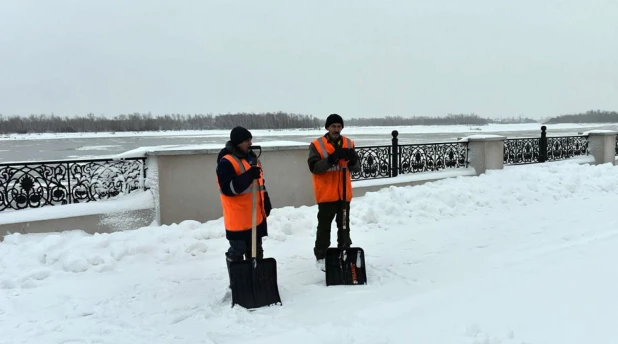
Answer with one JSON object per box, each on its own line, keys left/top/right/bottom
{"left": 216, "top": 141, "right": 272, "bottom": 240}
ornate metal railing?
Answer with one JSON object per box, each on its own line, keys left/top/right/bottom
{"left": 351, "top": 130, "right": 469, "bottom": 180}
{"left": 503, "top": 138, "right": 542, "bottom": 164}
{"left": 399, "top": 142, "right": 468, "bottom": 174}
{"left": 0, "top": 158, "right": 147, "bottom": 212}
{"left": 351, "top": 145, "right": 392, "bottom": 180}
{"left": 546, "top": 136, "right": 588, "bottom": 161}
{"left": 504, "top": 126, "right": 589, "bottom": 165}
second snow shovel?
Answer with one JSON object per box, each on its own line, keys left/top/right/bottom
{"left": 228, "top": 148, "right": 282, "bottom": 309}
{"left": 325, "top": 160, "right": 368, "bottom": 286}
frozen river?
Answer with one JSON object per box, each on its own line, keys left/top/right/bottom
{"left": 0, "top": 123, "right": 616, "bottom": 163}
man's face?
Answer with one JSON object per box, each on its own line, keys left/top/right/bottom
{"left": 237, "top": 138, "right": 252, "bottom": 153}
{"left": 327, "top": 123, "right": 342, "bottom": 140}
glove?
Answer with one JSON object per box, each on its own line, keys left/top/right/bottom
{"left": 247, "top": 165, "right": 261, "bottom": 180}
{"left": 343, "top": 148, "right": 356, "bottom": 161}
{"left": 327, "top": 149, "right": 344, "bottom": 164}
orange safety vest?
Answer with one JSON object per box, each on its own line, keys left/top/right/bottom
{"left": 311, "top": 135, "right": 354, "bottom": 203}
{"left": 217, "top": 154, "right": 266, "bottom": 231}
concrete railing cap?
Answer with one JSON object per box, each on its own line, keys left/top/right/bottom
{"left": 457, "top": 134, "right": 507, "bottom": 142}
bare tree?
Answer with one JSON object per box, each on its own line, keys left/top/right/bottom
{"left": 543, "top": 110, "right": 618, "bottom": 124}
{"left": 0, "top": 111, "right": 322, "bottom": 134}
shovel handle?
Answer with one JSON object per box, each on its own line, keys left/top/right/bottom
{"left": 251, "top": 179, "right": 257, "bottom": 261}
{"left": 249, "top": 145, "right": 261, "bottom": 262}
{"left": 342, "top": 163, "right": 347, "bottom": 232}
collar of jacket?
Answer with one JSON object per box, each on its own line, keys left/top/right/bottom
{"left": 323, "top": 133, "right": 343, "bottom": 147}
{"left": 225, "top": 140, "right": 257, "bottom": 162}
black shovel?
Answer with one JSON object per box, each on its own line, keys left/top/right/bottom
{"left": 325, "top": 160, "right": 368, "bottom": 286}
{"left": 228, "top": 146, "right": 283, "bottom": 309}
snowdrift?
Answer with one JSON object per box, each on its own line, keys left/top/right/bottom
{"left": 2, "top": 162, "right": 618, "bottom": 343}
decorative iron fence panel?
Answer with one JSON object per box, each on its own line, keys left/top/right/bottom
{"left": 399, "top": 142, "right": 468, "bottom": 174}
{"left": 546, "top": 136, "right": 588, "bottom": 161}
{"left": 350, "top": 145, "right": 392, "bottom": 180}
{"left": 503, "top": 138, "right": 542, "bottom": 164}
{"left": 0, "top": 158, "right": 147, "bottom": 212}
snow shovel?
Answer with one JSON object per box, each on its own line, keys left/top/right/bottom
{"left": 325, "top": 159, "right": 368, "bottom": 286}
{"left": 228, "top": 147, "right": 282, "bottom": 309}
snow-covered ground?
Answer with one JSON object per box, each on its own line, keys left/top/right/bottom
{"left": 2, "top": 162, "right": 618, "bottom": 343}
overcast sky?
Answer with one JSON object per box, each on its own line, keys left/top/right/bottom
{"left": 1, "top": 0, "right": 617, "bottom": 119}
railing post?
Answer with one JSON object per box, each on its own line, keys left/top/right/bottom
{"left": 391, "top": 130, "right": 399, "bottom": 177}
{"left": 67, "top": 162, "right": 72, "bottom": 204}
{"left": 539, "top": 125, "right": 547, "bottom": 162}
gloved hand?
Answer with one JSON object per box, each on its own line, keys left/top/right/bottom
{"left": 343, "top": 148, "right": 356, "bottom": 161}
{"left": 247, "top": 165, "right": 261, "bottom": 179}
{"left": 327, "top": 149, "right": 344, "bottom": 164}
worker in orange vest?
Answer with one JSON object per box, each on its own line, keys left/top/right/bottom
{"left": 307, "top": 114, "right": 361, "bottom": 271}
{"left": 216, "top": 126, "right": 272, "bottom": 281}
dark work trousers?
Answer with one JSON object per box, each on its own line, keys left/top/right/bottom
{"left": 226, "top": 238, "right": 264, "bottom": 262}
{"left": 225, "top": 238, "right": 264, "bottom": 287}
{"left": 314, "top": 200, "right": 352, "bottom": 260}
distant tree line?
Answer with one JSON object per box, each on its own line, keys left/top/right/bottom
{"left": 543, "top": 110, "right": 618, "bottom": 124}
{"left": 346, "top": 113, "right": 537, "bottom": 126}
{"left": 0, "top": 112, "right": 526, "bottom": 134}
{"left": 0, "top": 112, "right": 322, "bottom": 134}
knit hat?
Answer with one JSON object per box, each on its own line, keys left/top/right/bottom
{"left": 230, "top": 126, "right": 252, "bottom": 145}
{"left": 325, "top": 113, "right": 344, "bottom": 129}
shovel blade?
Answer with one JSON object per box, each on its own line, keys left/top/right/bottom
{"left": 325, "top": 247, "right": 368, "bottom": 286}
{"left": 228, "top": 257, "right": 282, "bottom": 309}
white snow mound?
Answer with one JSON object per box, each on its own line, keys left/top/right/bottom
{"left": 2, "top": 162, "right": 618, "bottom": 343}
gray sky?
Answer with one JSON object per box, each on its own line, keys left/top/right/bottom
{"left": 1, "top": 0, "right": 617, "bottom": 119}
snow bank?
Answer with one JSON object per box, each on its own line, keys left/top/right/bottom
{"left": 353, "top": 163, "right": 618, "bottom": 230}
{"left": 352, "top": 168, "right": 477, "bottom": 188}
{"left": 2, "top": 162, "right": 618, "bottom": 343}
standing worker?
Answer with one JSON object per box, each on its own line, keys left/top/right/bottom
{"left": 307, "top": 114, "right": 361, "bottom": 271}
{"left": 216, "top": 126, "right": 272, "bottom": 284}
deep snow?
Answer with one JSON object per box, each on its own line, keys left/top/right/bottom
{"left": 2, "top": 162, "right": 618, "bottom": 343}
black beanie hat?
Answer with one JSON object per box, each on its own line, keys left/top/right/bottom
{"left": 325, "top": 113, "right": 344, "bottom": 129}
{"left": 230, "top": 126, "right": 252, "bottom": 145}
